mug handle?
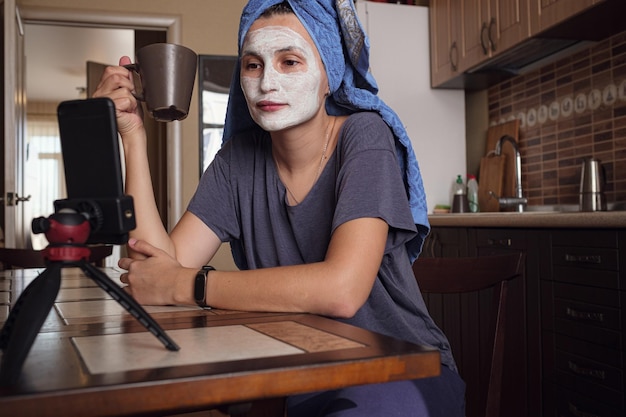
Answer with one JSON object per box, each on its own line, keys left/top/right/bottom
{"left": 123, "top": 63, "right": 145, "bottom": 102}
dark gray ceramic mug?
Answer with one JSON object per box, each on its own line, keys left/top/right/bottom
{"left": 125, "top": 43, "right": 197, "bottom": 122}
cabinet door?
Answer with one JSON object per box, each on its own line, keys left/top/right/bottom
{"left": 422, "top": 227, "right": 469, "bottom": 258}
{"left": 430, "top": 0, "right": 462, "bottom": 87}
{"left": 530, "top": 0, "right": 600, "bottom": 35}
{"left": 490, "top": 0, "right": 530, "bottom": 55}
{"left": 460, "top": 0, "right": 491, "bottom": 71}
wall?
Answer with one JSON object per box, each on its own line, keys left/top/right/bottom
{"left": 487, "top": 30, "right": 626, "bottom": 207}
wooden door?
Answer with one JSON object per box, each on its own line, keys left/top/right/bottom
{"left": 2, "top": 0, "right": 27, "bottom": 248}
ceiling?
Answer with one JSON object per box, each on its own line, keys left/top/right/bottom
{"left": 25, "top": 24, "right": 134, "bottom": 102}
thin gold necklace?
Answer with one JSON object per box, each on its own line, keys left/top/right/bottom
{"left": 276, "top": 116, "right": 336, "bottom": 205}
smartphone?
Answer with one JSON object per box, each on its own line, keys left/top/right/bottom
{"left": 54, "top": 98, "right": 135, "bottom": 244}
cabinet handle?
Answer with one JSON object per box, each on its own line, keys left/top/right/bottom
{"left": 565, "top": 307, "right": 605, "bottom": 323}
{"left": 488, "top": 17, "right": 497, "bottom": 52}
{"left": 568, "top": 402, "right": 601, "bottom": 417}
{"left": 567, "top": 360, "right": 606, "bottom": 380}
{"left": 564, "top": 254, "right": 602, "bottom": 264}
{"left": 480, "top": 22, "right": 489, "bottom": 55}
{"left": 487, "top": 238, "right": 512, "bottom": 247}
{"left": 449, "top": 41, "right": 458, "bottom": 72}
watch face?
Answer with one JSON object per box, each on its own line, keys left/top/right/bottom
{"left": 194, "top": 271, "right": 206, "bottom": 305}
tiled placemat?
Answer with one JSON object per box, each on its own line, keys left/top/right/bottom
{"left": 55, "top": 299, "right": 199, "bottom": 324}
{"left": 72, "top": 324, "right": 304, "bottom": 374}
{"left": 248, "top": 321, "right": 364, "bottom": 352}
{"left": 56, "top": 287, "right": 111, "bottom": 302}
{"left": 0, "top": 292, "right": 10, "bottom": 304}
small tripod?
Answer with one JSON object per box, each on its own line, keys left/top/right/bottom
{"left": 0, "top": 209, "right": 179, "bottom": 386}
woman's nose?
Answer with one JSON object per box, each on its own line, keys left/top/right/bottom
{"left": 260, "top": 65, "right": 280, "bottom": 92}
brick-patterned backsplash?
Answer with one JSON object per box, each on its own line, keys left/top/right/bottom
{"left": 487, "top": 31, "right": 626, "bottom": 206}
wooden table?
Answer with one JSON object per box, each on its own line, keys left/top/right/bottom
{"left": 0, "top": 268, "right": 440, "bottom": 417}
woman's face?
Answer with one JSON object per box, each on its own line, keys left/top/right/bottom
{"left": 240, "top": 14, "right": 328, "bottom": 132}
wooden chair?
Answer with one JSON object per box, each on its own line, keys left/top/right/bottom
{"left": 0, "top": 245, "right": 113, "bottom": 269}
{"left": 412, "top": 253, "right": 524, "bottom": 417}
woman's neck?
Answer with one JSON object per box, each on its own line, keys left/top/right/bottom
{"left": 271, "top": 114, "right": 341, "bottom": 205}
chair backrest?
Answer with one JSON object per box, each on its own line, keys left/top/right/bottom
{"left": 412, "top": 253, "right": 524, "bottom": 417}
{"left": 0, "top": 245, "right": 113, "bottom": 269}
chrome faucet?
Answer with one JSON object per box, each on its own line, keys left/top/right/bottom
{"left": 493, "top": 134, "right": 527, "bottom": 212}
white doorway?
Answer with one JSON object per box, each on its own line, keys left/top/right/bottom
{"left": 3, "top": 6, "right": 182, "bottom": 250}
{"left": 24, "top": 24, "right": 134, "bottom": 251}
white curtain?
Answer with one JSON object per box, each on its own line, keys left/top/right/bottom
{"left": 25, "top": 114, "right": 65, "bottom": 249}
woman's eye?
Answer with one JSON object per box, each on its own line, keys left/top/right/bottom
{"left": 244, "top": 61, "right": 262, "bottom": 71}
{"left": 280, "top": 57, "right": 305, "bottom": 71}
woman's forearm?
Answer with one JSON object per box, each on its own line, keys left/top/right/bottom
{"left": 122, "top": 130, "right": 175, "bottom": 257}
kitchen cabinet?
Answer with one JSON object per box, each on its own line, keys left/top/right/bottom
{"left": 530, "top": 0, "right": 601, "bottom": 35}
{"left": 423, "top": 225, "right": 625, "bottom": 416}
{"left": 430, "top": 0, "right": 529, "bottom": 88}
{"left": 541, "top": 229, "right": 625, "bottom": 417}
{"left": 421, "top": 227, "right": 542, "bottom": 417}
{"left": 429, "top": 0, "right": 462, "bottom": 87}
{"left": 429, "top": 0, "right": 606, "bottom": 88}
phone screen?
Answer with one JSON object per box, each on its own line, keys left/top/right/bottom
{"left": 55, "top": 98, "right": 135, "bottom": 244}
{"left": 57, "top": 98, "right": 123, "bottom": 199}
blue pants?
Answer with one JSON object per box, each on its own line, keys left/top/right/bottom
{"left": 286, "top": 365, "right": 465, "bottom": 417}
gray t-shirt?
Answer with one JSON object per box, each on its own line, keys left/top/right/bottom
{"left": 188, "top": 112, "right": 455, "bottom": 370}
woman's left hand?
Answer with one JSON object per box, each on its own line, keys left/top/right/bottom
{"left": 118, "top": 238, "right": 193, "bottom": 306}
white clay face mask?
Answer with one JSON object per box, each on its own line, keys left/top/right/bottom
{"left": 240, "top": 25, "right": 323, "bottom": 132}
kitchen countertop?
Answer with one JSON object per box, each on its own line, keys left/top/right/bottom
{"left": 429, "top": 210, "right": 626, "bottom": 229}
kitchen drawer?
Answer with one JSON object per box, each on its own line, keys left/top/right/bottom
{"left": 541, "top": 282, "right": 622, "bottom": 342}
{"left": 551, "top": 265, "right": 620, "bottom": 289}
{"left": 554, "top": 333, "right": 622, "bottom": 368}
{"left": 475, "top": 228, "right": 527, "bottom": 251}
{"left": 555, "top": 351, "right": 624, "bottom": 399}
{"left": 544, "top": 382, "right": 624, "bottom": 417}
{"left": 554, "top": 298, "right": 621, "bottom": 332}
{"left": 552, "top": 246, "right": 619, "bottom": 272}
{"left": 551, "top": 230, "right": 619, "bottom": 249}
{"left": 552, "top": 282, "right": 621, "bottom": 310}
{"left": 554, "top": 317, "right": 621, "bottom": 348}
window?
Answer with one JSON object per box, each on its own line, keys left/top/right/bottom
{"left": 198, "top": 55, "right": 237, "bottom": 176}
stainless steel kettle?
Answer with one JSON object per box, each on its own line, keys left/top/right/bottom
{"left": 579, "top": 157, "right": 607, "bottom": 211}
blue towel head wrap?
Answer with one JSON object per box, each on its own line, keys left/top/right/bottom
{"left": 223, "top": 0, "right": 429, "bottom": 263}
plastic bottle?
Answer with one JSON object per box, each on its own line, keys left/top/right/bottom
{"left": 467, "top": 174, "right": 479, "bottom": 213}
{"left": 451, "top": 175, "right": 469, "bottom": 212}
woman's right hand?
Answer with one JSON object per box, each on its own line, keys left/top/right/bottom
{"left": 92, "top": 56, "right": 145, "bottom": 139}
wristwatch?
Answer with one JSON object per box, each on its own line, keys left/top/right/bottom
{"left": 194, "top": 265, "right": 215, "bottom": 308}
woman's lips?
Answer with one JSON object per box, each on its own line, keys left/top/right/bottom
{"left": 257, "top": 100, "right": 286, "bottom": 112}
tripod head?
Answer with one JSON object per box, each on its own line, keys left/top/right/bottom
{"left": 31, "top": 209, "right": 92, "bottom": 264}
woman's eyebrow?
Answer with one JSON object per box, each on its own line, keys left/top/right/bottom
{"left": 242, "top": 45, "right": 305, "bottom": 57}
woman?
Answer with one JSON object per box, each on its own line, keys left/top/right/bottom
{"left": 94, "top": 1, "right": 465, "bottom": 415}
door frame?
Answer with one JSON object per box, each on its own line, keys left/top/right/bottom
{"left": 18, "top": 7, "right": 183, "bottom": 232}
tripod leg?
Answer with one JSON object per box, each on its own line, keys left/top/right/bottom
{"left": 80, "top": 262, "right": 179, "bottom": 351}
{"left": 0, "top": 263, "right": 62, "bottom": 386}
